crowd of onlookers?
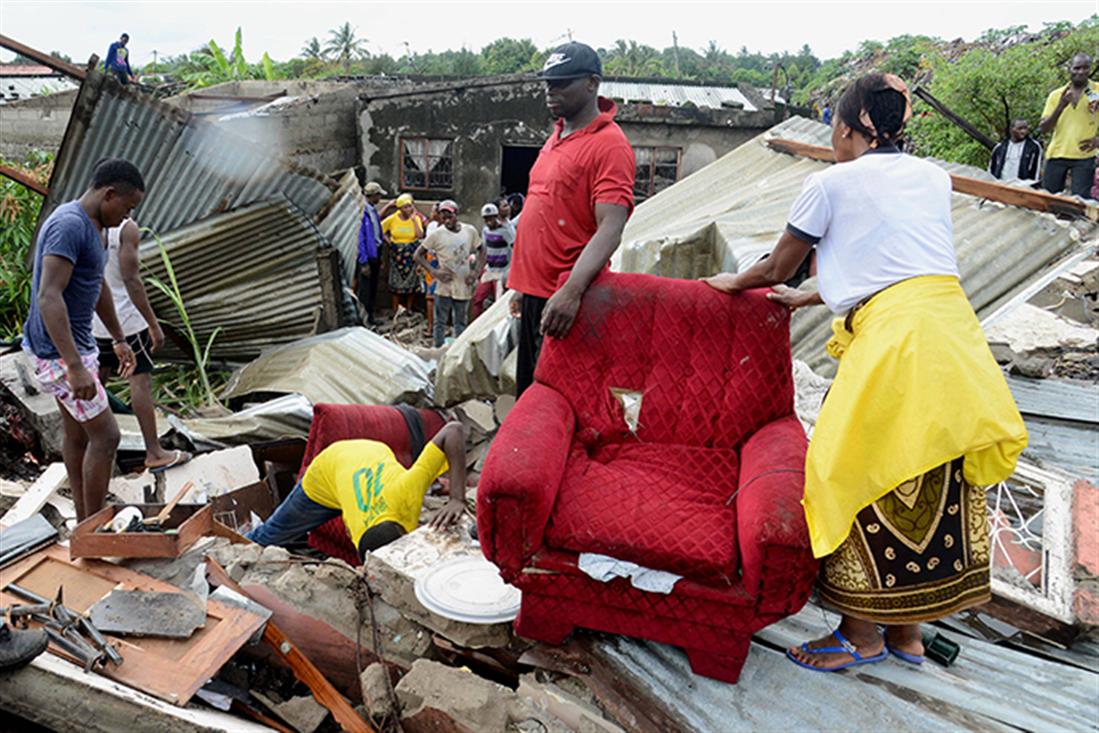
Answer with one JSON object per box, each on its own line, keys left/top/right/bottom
{"left": 354, "top": 186, "right": 525, "bottom": 346}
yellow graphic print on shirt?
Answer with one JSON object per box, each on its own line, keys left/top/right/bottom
{"left": 301, "top": 439, "right": 448, "bottom": 548}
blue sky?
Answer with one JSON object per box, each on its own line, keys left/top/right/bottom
{"left": 1, "top": 0, "right": 1095, "bottom": 67}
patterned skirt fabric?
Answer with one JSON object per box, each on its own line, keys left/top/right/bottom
{"left": 388, "top": 241, "right": 421, "bottom": 294}
{"left": 819, "top": 457, "right": 991, "bottom": 624}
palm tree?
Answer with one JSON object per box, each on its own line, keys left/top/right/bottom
{"left": 324, "top": 22, "right": 368, "bottom": 74}
{"left": 301, "top": 37, "right": 323, "bottom": 61}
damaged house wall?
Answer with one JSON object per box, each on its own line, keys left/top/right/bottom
{"left": 0, "top": 89, "right": 76, "bottom": 160}
{"left": 360, "top": 75, "right": 778, "bottom": 209}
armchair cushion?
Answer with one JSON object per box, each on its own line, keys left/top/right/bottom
{"left": 544, "top": 442, "right": 740, "bottom": 583}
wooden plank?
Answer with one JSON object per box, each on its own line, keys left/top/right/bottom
{"left": 912, "top": 85, "right": 996, "bottom": 150}
{"left": 0, "top": 163, "right": 48, "bottom": 195}
{"left": 0, "top": 34, "right": 87, "bottom": 80}
{"left": 0, "top": 651, "right": 273, "bottom": 733}
{"left": 0, "top": 463, "right": 67, "bottom": 528}
{"left": 765, "top": 138, "right": 1097, "bottom": 220}
{"left": 0, "top": 545, "right": 266, "bottom": 706}
{"left": 206, "top": 558, "right": 375, "bottom": 733}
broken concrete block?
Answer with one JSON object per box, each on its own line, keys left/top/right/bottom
{"left": 0, "top": 351, "right": 63, "bottom": 456}
{"left": 516, "top": 675, "right": 623, "bottom": 733}
{"left": 493, "top": 394, "right": 515, "bottom": 425}
{"left": 396, "top": 660, "right": 510, "bottom": 733}
{"left": 358, "top": 662, "right": 396, "bottom": 723}
{"left": 1009, "top": 354, "right": 1055, "bottom": 379}
{"left": 253, "top": 692, "right": 329, "bottom": 733}
{"left": 366, "top": 520, "right": 513, "bottom": 649}
{"left": 109, "top": 472, "right": 157, "bottom": 505}
{"left": 162, "top": 445, "right": 260, "bottom": 504}
{"left": 455, "top": 399, "right": 497, "bottom": 435}
{"left": 215, "top": 542, "right": 434, "bottom": 665}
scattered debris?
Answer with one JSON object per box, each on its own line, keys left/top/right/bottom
{"left": 88, "top": 589, "right": 206, "bottom": 639}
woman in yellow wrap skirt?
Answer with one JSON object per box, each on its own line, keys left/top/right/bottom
{"left": 706, "top": 73, "right": 1027, "bottom": 672}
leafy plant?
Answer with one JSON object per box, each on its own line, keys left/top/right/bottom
{"left": 0, "top": 151, "right": 51, "bottom": 341}
{"left": 142, "top": 230, "right": 222, "bottom": 407}
{"left": 325, "top": 22, "right": 368, "bottom": 74}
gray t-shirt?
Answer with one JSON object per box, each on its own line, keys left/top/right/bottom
{"left": 22, "top": 201, "right": 106, "bottom": 359}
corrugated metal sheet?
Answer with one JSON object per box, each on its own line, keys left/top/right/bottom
{"left": 612, "top": 115, "right": 1095, "bottom": 374}
{"left": 317, "top": 170, "right": 365, "bottom": 289}
{"left": 44, "top": 68, "right": 337, "bottom": 240}
{"left": 597, "top": 602, "right": 1099, "bottom": 732}
{"left": 0, "top": 76, "right": 76, "bottom": 102}
{"left": 220, "top": 326, "right": 434, "bottom": 406}
{"left": 138, "top": 198, "right": 331, "bottom": 361}
{"left": 602, "top": 80, "right": 757, "bottom": 111}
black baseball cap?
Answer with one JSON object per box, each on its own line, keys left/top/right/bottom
{"left": 538, "top": 42, "right": 602, "bottom": 80}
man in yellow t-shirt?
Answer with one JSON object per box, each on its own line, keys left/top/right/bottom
{"left": 247, "top": 422, "right": 467, "bottom": 558}
{"left": 1039, "top": 53, "right": 1099, "bottom": 198}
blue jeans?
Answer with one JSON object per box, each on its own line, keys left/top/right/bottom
{"left": 433, "top": 295, "right": 469, "bottom": 347}
{"left": 246, "top": 481, "right": 339, "bottom": 546}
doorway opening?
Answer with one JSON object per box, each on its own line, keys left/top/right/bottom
{"left": 500, "top": 145, "right": 541, "bottom": 197}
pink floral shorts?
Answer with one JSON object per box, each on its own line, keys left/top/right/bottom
{"left": 27, "top": 350, "right": 109, "bottom": 423}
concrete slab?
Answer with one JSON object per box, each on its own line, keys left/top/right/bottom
{"left": 160, "top": 446, "right": 260, "bottom": 504}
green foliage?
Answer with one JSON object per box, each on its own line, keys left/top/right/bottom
{"left": 480, "top": 38, "right": 539, "bottom": 75}
{"left": 142, "top": 230, "right": 222, "bottom": 407}
{"left": 909, "top": 16, "right": 1099, "bottom": 167}
{"left": 325, "top": 22, "right": 368, "bottom": 74}
{"left": 0, "top": 152, "right": 50, "bottom": 341}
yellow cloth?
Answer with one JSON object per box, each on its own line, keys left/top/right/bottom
{"left": 1042, "top": 81, "right": 1099, "bottom": 160}
{"left": 301, "top": 440, "right": 448, "bottom": 546}
{"left": 804, "top": 275, "right": 1027, "bottom": 559}
{"left": 382, "top": 213, "right": 424, "bottom": 245}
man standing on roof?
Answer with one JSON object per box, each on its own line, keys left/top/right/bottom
{"left": 1039, "top": 53, "right": 1099, "bottom": 198}
{"left": 23, "top": 158, "right": 143, "bottom": 521}
{"left": 105, "top": 33, "right": 134, "bottom": 85}
{"left": 507, "top": 42, "right": 636, "bottom": 397}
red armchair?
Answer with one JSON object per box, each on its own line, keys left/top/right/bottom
{"left": 477, "top": 272, "right": 817, "bottom": 683}
{"left": 302, "top": 403, "right": 446, "bottom": 566}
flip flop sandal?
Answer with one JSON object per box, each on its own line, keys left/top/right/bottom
{"left": 887, "top": 645, "right": 925, "bottom": 665}
{"left": 785, "top": 629, "right": 889, "bottom": 672}
{"left": 148, "top": 450, "right": 193, "bottom": 474}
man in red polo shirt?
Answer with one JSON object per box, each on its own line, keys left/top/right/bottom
{"left": 507, "top": 42, "right": 635, "bottom": 397}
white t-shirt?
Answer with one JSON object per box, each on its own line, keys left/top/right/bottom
{"left": 91, "top": 219, "right": 149, "bottom": 339}
{"left": 786, "top": 151, "right": 959, "bottom": 314}
{"left": 421, "top": 223, "right": 481, "bottom": 300}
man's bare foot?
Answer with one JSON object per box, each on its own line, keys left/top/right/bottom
{"left": 787, "top": 618, "right": 885, "bottom": 670}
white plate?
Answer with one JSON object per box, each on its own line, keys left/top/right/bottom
{"left": 414, "top": 556, "right": 520, "bottom": 624}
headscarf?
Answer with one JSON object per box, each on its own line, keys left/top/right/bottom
{"left": 858, "top": 74, "right": 913, "bottom": 145}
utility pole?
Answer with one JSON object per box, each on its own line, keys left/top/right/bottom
{"left": 672, "top": 31, "right": 681, "bottom": 77}
{"left": 152, "top": 49, "right": 158, "bottom": 73}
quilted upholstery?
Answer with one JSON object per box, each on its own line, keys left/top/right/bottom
{"left": 303, "top": 403, "right": 445, "bottom": 565}
{"left": 535, "top": 272, "right": 793, "bottom": 450}
{"left": 545, "top": 443, "right": 740, "bottom": 582}
{"left": 479, "top": 272, "right": 818, "bottom": 684}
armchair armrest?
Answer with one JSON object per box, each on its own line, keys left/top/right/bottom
{"left": 478, "top": 383, "right": 575, "bottom": 582}
{"left": 737, "top": 415, "right": 817, "bottom": 610}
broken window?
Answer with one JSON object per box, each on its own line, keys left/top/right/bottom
{"left": 401, "top": 137, "right": 454, "bottom": 191}
{"left": 633, "top": 146, "right": 681, "bottom": 200}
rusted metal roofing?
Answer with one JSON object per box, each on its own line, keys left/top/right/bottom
{"left": 42, "top": 67, "right": 338, "bottom": 239}
{"left": 138, "top": 198, "right": 333, "bottom": 362}
{"left": 317, "top": 170, "right": 365, "bottom": 291}
{"left": 602, "top": 80, "right": 757, "bottom": 111}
